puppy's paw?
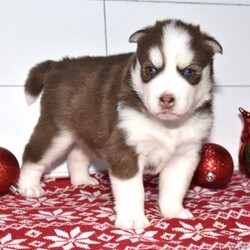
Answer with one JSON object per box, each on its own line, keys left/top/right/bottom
{"left": 71, "top": 175, "right": 99, "bottom": 186}
{"left": 18, "top": 183, "right": 45, "bottom": 198}
{"left": 161, "top": 207, "right": 194, "bottom": 219}
{"left": 115, "top": 214, "right": 150, "bottom": 229}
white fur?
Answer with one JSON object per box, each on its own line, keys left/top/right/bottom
{"left": 17, "top": 162, "right": 46, "bottom": 197}
{"left": 110, "top": 169, "right": 149, "bottom": 229}
{"left": 118, "top": 106, "right": 212, "bottom": 174}
{"left": 158, "top": 142, "right": 200, "bottom": 219}
{"left": 18, "top": 130, "right": 97, "bottom": 197}
{"left": 163, "top": 22, "right": 194, "bottom": 69}
{"left": 67, "top": 145, "right": 98, "bottom": 186}
{"left": 25, "top": 92, "right": 37, "bottom": 105}
{"left": 117, "top": 104, "right": 212, "bottom": 223}
{"left": 149, "top": 47, "right": 163, "bottom": 68}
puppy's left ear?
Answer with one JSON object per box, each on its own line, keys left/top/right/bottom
{"left": 129, "top": 29, "right": 147, "bottom": 43}
{"left": 205, "top": 35, "right": 223, "bottom": 54}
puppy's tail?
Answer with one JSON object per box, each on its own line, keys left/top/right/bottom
{"left": 24, "top": 60, "right": 55, "bottom": 105}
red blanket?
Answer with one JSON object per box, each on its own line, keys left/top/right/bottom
{"left": 0, "top": 172, "right": 249, "bottom": 249}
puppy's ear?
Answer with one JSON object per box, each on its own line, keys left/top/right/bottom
{"left": 129, "top": 29, "right": 147, "bottom": 43}
{"left": 204, "top": 35, "right": 223, "bottom": 54}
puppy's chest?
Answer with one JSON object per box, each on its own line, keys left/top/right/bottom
{"left": 136, "top": 138, "right": 173, "bottom": 175}
{"left": 134, "top": 127, "right": 184, "bottom": 174}
{"left": 118, "top": 108, "right": 189, "bottom": 174}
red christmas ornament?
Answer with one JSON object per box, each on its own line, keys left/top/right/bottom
{"left": 0, "top": 147, "right": 20, "bottom": 195}
{"left": 239, "top": 107, "right": 250, "bottom": 177}
{"left": 193, "top": 143, "right": 234, "bottom": 189}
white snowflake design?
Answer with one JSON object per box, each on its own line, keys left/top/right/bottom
{"left": 144, "top": 191, "right": 158, "bottom": 202}
{"left": 44, "top": 226, "right": 99, "bottom": 249}
{"left": 227, "top": 179, "right": 250, "bottom": 193}
{"left": 92, "top": 207, "right": 115, "bottom": 221}
{"left": 203, "top": 201, "right": 242, "bottom": 211}
{"left": 75, "top": 190, "right": 112, "bottom": 202}
{"left": 112, "top": 229, "right": 157, "bottom": 243}
{"left": 186, "top": 186, "right": 216, "bottom": 199}
{"left": 231, "top": 222, "right": 250, "bottom": 237}
{"left": 0, "top": 233, "right": 28, "bottom": 249}
{"left": 172, "top": 222, "right": 221, "bottom": 241}
{"left": 18, "top": 197, "right": 61, "bottom": 208}
{"left": 0, "top": 214, "right": 14, "bottom": 224}
{"left": 32, "top": 209, "right": 80, "bottom": 221}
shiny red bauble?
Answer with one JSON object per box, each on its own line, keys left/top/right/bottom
{"left": 193, "top": 143, "right": 234, "bottom": 189}
{"left": 0, "top": 147, "right": 20, "bottom": 195}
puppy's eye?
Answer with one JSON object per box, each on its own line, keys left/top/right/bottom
{"left": 145, "top": 66, "right": 158, "bottom": 77}
{"left": 182, "top": 68, "right": 195, "bottom": 78}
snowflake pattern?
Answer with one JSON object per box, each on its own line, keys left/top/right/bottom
{"left": 0, "top": 214, "right": 14, "bottom": 224}
{"left": 0, "top": 172, "right": 249, "bottom": 249}
{"left": 172, "top": 221, "right": 221, "bottom": 241}
{"left": 203, "top": 201, "right": 243, "bottom": 211}
{"left": 92, "top": 207, "right": 115, "bottom": 221}
{"left": 231, "top": 222, "right": 250, "bottom": 237}
{"left": 186, "top": 186, "right": 216, "bottom": 199}
{"left": 0, "top": 233, "right": 28, "bottom": 249}
{"left": 32, "top": 209, "right": 80, "bottom": 221}
{"left": 45, "top": 227, "right": 98, "bottom": 249}
{"left": 112, "top": 229, "right": 158, "bottom": 243}
{"left": 18, "top": 197, "right": 61, "bottom": 208}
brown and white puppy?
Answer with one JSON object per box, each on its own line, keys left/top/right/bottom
{"left": 18, "top": 19, "right": 222, "bottom": 229}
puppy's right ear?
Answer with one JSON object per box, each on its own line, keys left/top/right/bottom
{"left": 205, "top": 36, "right": 223, "bottom": 54}
{"left": 129, "top": 29, "right": 147, "bottom": 43}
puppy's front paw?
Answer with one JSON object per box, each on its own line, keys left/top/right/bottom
{"left": 115, "top": 214, "right": 150, "bottom": 229}
{"left": 161, "top": 206, "right": 194, "bottom": 219}
{"left": 70, "top": 175, "right": 99, "bottom": 186}
{"left": 18, "top": 183, "right": 45, "bottom": 198}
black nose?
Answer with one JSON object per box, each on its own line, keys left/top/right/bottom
{"left": 159, "top": 94, "right": 175, "bottom": 109}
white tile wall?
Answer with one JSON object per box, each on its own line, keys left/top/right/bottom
{"left": 0, "top": 0, "right": 249, "bottom": 176}
{"left": 211, "top": 86, "right": 249, "bottom": 166}
{"left": 0, "top": 0, "right": 106, "bottom": 85}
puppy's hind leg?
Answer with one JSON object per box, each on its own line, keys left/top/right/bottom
{"left": 67, "top": 144, "right": 98, "bottom": 186}
{"left": 18, "top": 129, "right": 74, "bottom": 197}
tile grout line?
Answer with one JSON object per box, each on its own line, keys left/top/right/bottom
{"left": 103, "top": 0, "right": 108, "bottom": 56}
{"left": 1, "top": 85, "right": 250, "bottom": 88}
{"left": 103, "top": 0, "right": 250, "bottom": 7}
{"left": 0, "top": 85, "right": 24, "bottom": 87}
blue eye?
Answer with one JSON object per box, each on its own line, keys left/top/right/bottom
{"left": 182, "top": 68, "right": 195, "bottom": 78}
{"left": 146, "top": 66, "right": 158, "bottom": 77}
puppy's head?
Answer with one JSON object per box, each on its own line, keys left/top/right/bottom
{"left": 130, "top": 20, "right": 222, "bottom": 121}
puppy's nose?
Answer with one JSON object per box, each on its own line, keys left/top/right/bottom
{"left": 159, "top": 94, "right": 175, "bottom": 109}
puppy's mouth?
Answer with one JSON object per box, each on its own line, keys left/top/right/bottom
{"left": 155, "top": 110, "right": 187, "bottom": 120}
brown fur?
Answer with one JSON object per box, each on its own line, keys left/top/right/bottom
{"left": 23, "top": 53, "right": 145, "bottom": 179}
{"left": 22, "top": 19, "right": 221, "bottom": 180}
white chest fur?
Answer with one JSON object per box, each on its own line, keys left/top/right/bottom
{"left": 117, "top": 105, "right": 212, "bottom": 174}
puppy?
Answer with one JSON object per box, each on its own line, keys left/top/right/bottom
{"left": 18, "top": 19, "right": 222, "bottom": 229}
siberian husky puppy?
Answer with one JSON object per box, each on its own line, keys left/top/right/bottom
{"left": 18, "top": 19, "right": 222, "bottom": 229}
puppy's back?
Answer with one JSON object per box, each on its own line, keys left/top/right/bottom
{"left": 25, "top": 53, "right": 136, "bottom": 150}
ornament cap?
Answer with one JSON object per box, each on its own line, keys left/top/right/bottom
{"left": 9, "top": 184, "right": 21, "bottom": 195}
{"left": 206, "top": 172, "right": 216, "bottom": 182}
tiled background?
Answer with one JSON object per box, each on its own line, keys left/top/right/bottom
{"left": 0, "top": 0, "right": 249, "bottom": 176}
